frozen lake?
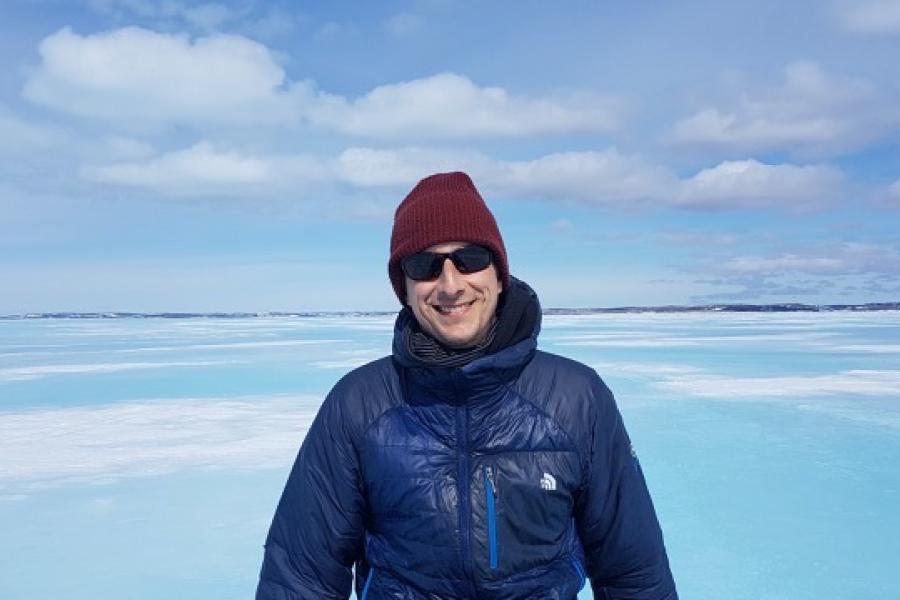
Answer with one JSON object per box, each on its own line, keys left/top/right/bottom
{"left": 2, "top": 311, "right": 899, "bottom": 599}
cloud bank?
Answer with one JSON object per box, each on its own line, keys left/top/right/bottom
{"left": 83, "top": 143, "right": 843, "bottom": 212}
{"left": 25, "top": 28, "right": 623, "bottom": 138}
{"left": 690, "top": 241, "right": 900, "bottom": 302}
{"left": 670, "top": 61, "right": 897, "bottom": 157}
{"left": 18, "top": 28, "right": 878, "bottom": 221}
{"left": 305, "top": 73, "right": 623, "bottom": 139}
{"left": 713, "top": 242, "right": 900, "bottom": 276}
{"left": 24, "top": 27, "right": 300, "bottom": 126}
{"left": 675, "top": 159, "right": 843, "bottom": 210}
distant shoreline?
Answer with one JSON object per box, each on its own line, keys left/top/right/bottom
{"left": 3, "top": 302, "right": 899, "bottom": 320}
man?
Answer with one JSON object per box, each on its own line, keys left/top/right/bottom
{"left": 257, "top": 172, "right": 677, "bottom": 599}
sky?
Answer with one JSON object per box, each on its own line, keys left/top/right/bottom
{"left": 1, "top": 0, "right": 899, "bottom": 313}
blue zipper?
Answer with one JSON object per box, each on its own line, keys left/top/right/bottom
{"left": 360, "top": 567, "right": 374, "bottom": 600}
{"left": 484, "top": 466, "right": 498, "bottom": 570}
{"left": 570, "top": 557, "right": 586, "bottom": 591}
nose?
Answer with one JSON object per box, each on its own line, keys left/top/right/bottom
{"left": 435, "top": 258, "right": 464, "bottom": 297}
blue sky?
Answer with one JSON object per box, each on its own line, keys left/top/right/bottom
{"left": 2, "top": 0, "right": 899, "bottom": 313}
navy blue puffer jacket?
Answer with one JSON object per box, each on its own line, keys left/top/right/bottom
{"left": 257, "top": 281, "right": 677, "bottom": 599}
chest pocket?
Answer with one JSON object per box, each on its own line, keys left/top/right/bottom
{"left": 488, "top": 450, "right": 581, "bottom": 572}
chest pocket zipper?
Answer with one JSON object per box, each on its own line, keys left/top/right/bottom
{"left": 484, "top": 466, "right": 498, "bottom": 570}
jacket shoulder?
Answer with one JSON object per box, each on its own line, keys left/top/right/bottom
{"left": 319, "top": 356, "right": 403, "bottom": 433}
{"left": 334, "top": 355, "right": 398, "bottom": 393}
{"left": 528, "top": 349, "right": 599, "bottom": 376}
{"left": 514, "top": 350, "right": 617, "bottom": 440}
{"left": 520, "top": 350, "right": 614, "bottom": 403}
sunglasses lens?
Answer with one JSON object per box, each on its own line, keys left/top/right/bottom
{"left": 402, "top": 253, "right": 441, "bottom": 280}
{"left": 402, "top": 245, "right": 493, "bottom": 281}
{"left": 452, "top": 245, "right": 492, "bottom": 273}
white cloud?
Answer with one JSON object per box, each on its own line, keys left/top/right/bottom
{"left": 689, "top": 241, "right": 900, "bottom": 302}
{"left": 23, "top": 28, "right": 624, "bottom": 139}
{"left": 82, "top": 142, "right": 847, "bottom": 214}
{"left": 82, "top": 142, "right": 270, "bottom": 187}
{"left": 713, "top": 242, "right": 900, "bottom": 277}
{"left": 306, "top": 72, "right": 623, "bottom": 139}
{"left": 338, "top": 147, "right": 676, "bottom": 204}
{"left": 670, "top": 61, "right": 896, "bottom": 157}
{"left": 0, "top": 395, "right": 319, "bottom": 491}
{"left": 336, "top": 147, "right": 675, "bottom": 202}
{"left": 718, "top": 255, "right": 847, "bottom": 275}
{"left": 24, "top": 27, "right": 303, "bottom": 127}
{"left": 333, "top": 147, "right": 487, "bottom": 188}
{"left": 0, "top": 106, "right": 67, "bottom": 153}
{"left": 82, "top": 144, "right": 675, "bottom": 204}
{"left": 484, "top": 150, "right": 675, "bottom": 203}
{"left": 834, "top": 0, "right": 900, "bottom": 34}
{"left": 0, "top": 104, "right": 160, "bottom": 167}
{"left": 81, "top": 141, "right": 327, "bottom": 196}
{"left": 676, "top": 159, "right": 844, "bottom": 210}
{"left": 99, "top": 135, "right": 157, "bottom": 160}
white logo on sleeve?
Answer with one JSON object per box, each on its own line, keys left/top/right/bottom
{"left": 540, "top": 472, "right": 556, "bottom": 491}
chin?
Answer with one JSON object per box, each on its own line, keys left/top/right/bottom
{"left": 434, "top": 326, "right": 483, "bottom": 349}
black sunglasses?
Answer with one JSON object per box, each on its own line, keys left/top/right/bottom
{"left": 401, "top": 245, "right": 493, "bottom": 281}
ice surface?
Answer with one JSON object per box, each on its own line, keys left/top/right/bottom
{"left": 2, "top": 312, "right": 899, "bottom": 599}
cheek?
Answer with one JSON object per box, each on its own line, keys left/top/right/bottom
{"left": 407, "top": 281, "right": 436, "bottom": 311}
{"left": 404, "top": 279, "right": 419, "bottom": 307}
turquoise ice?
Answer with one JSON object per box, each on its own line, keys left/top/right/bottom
{"left": 2, "top": 312, "right": 899, "bottom": 599}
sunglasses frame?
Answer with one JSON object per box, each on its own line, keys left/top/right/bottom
{"left": 401, "top": 244, "right": 493, "bottom": 281}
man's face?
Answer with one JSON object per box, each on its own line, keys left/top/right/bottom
{"left": 405, "top": 241, "right": 503, "bottom": 349}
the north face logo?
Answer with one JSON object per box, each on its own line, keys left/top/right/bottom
{"left": 540, "top": 472, "right": 556, "bottom": 491}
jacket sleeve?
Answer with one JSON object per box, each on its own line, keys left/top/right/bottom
{"left": 256, "top": 381, "right": 366, "bottom": 600}
{"left": 574, "top": 375, "right": 678, "bottom": 600}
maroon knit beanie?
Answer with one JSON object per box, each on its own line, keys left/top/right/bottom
{"left": 389, "top": 171, "right": 510, "bottom": 304}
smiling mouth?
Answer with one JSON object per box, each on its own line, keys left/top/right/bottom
{"left": 434, "top": 300, "right": 475, "bottom": 315}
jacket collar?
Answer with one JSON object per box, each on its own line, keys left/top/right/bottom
{"left": 391, "top": 277, "right": 541, "bottom": 403}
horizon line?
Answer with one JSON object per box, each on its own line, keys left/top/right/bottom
{"left": 3, "top": 301, "right": 900, "bottom": 319}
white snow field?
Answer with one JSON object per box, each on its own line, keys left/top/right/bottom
{"left": 2, "top": 311, "right": 898, "bottom": 599}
